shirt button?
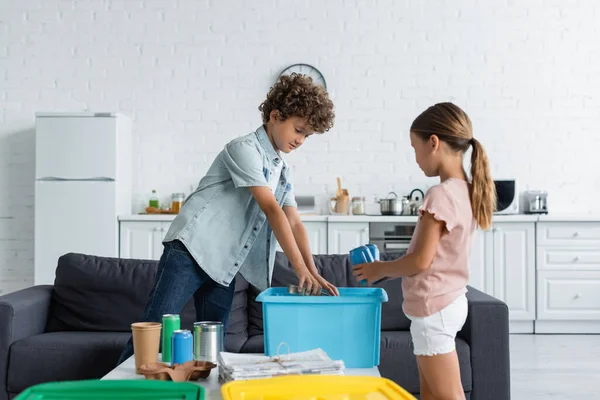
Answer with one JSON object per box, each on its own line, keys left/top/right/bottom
{"left": 244, "top": 245, "right": 248, "bottom": 249}
{"left": 253, "top": 227, "right": 257, "bottom": 231}
{"left": 280, "top": 181, "right": 284, "bottom": 185}
{"left": 234, "top": 263, "right": 238, "bottom": 267}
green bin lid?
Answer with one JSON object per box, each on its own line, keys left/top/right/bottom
{"left": 14, "top": 379, "right": 204, "bottom": 400}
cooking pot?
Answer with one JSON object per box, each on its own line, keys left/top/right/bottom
{"left": 378, "top": 192, "right": 409, "bottom": 216}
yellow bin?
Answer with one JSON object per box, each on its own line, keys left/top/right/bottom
{"left": 221, "top": 375, "right": 417, "bottom": 400}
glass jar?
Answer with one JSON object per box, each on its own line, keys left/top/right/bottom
{"left": 351, "top": 196, "right": 366, "bottom": 215}
{"left": 171, "top": 193, "right": 185, "bottom": 214}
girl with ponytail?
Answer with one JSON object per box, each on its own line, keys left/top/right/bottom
{"left": 353, "top": 103, "right": 495, "bottom": 400}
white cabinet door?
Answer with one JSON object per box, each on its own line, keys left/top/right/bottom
{"left": 120, "top": 221, "right": 167, "bottom": 260}
{"left": 274, "top": 222, "right": 327, "bottom": 255}
{"left": 327, "top": 222, "right": 369, "bottom": 255}
{"left": 491, "top": 222, "right": 536, "bottom": 321}
{"left": 304, "top": 222, "right": 328, "bottom": 254}
{"left": 468, "top": 228, "right": 494, "bottom": 294}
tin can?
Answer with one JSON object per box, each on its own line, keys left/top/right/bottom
{"left": 193, "top": 321, "right": 224, "bottom": 362}
{"left": 161, "top": 314, "right": 180, "bottom": 364}
{"left": 349, "top": 245, "right": 377, "bottom": 286}
{"left": 171, "top": 329, "right": 193, "bottom": 365}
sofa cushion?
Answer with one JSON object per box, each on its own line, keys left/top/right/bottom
{"left": 44, "top": 253, "right": 249, "bottom": 349}
{"left": 7, "top": 331, "right": 129, "bottom": 394}
{"left": 379, "top": 331, "right": 472, "bottom": 394}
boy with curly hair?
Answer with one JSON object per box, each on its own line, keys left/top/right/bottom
{"left": 117, "top": 73, "right": 337, "bottom": 364}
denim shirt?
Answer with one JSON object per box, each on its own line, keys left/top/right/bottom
{"left": 163, "top": 126, "right": 296, "bottom": 291}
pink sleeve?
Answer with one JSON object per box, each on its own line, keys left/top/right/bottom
{"left": 418, "top": 186, "right": 457, "bottom": 233}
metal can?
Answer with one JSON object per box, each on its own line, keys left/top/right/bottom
{"left": 171, "top": 329, "right": 193, "bottom": 365}
{"left": 349, "top": 245, "right": 375, "bottom": 286}
{"left": 193, "top": 321, "right": 224, "bottom": 362}
{"left": 161, "top": 314, "right": 180, "bottom": 364}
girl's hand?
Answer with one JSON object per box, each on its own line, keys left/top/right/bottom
{"left": 352, "top": 261, "right": 388, "bottom": 285}
{"left": 313, "top": 274, "right": 340, "bottom": 296}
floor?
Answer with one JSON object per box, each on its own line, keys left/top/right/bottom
{"left": 510, "top": 334, "right": 600, "bottom": 399}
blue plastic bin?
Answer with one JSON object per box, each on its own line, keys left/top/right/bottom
{"left": 256, "top": 287, "right": 389, "bottom": 368}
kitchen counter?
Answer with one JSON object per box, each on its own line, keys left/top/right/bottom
{"left": 118, "top": 213, "right": 543, "bottom": 223}
{"left": 536, "top": 214, "right": 600, "bottom": 222}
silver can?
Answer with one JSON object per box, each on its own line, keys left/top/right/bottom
{"left": 193, "top": 321, "right": 224, "bottom": 362}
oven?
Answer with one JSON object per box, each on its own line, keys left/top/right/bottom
{"left": 369, "top": 221, "right": 416, "bottom": 258}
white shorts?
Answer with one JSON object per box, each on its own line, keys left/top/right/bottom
{"left": 405, "top": 294, "right": 468, "bottom": 356}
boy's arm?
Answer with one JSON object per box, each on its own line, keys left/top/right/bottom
{"left": 284, "top": 206, "right": 339, "bottom": 296}
{"left": 283, "top": 206, "right": 318, "bottom": 276}
{"left": 249, "top": 187, "right": 320, "bottom": 294}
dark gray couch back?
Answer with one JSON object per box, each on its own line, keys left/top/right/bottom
{"left": 45, "top": 250, "right": 410, "bottom": 337}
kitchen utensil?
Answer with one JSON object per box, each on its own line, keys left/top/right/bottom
{"left": 378, "top": 192, "right": 405, "bottom": 216}
{"left": 330, "top": 177, "right": 350, "bottom": 214}
{"left": 330, "top": 195, "right": 350, "bottom": 214}
{"left": 193, "top": 321, "right": 224, "bottom": 363}
{"left": 408, "top": 189, "right": 425, "bottom": 215}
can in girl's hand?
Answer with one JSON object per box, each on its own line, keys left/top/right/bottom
{"left": 171, "top": 329, "right": 193, "bottom": 365}
{"left": 161, "top": 314, "right": 180, "bottom": 364}
{"left": 349, "top": 244, "right": 380, "bottom": 286}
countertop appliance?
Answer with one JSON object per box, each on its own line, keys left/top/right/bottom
{"left": 494, "top": 179, "right": 519, "bottom": 214}
{"left": 523, "top": 190, "right": 548, "bottom": 214}
{"left": 34, "top": 112, "right": 132, "bottom": 285}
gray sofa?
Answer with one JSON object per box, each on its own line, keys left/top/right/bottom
{"left": 0, "top": 252, "right": 510, "bottom": 399}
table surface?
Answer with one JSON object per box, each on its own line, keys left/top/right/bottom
{"left": 102, "top": 354, "right": 381, "bottom": 400}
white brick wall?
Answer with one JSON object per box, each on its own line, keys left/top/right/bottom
{"left": 1, "top": 0, "right": 599, "bottom": 293}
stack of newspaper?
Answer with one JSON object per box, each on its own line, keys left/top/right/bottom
{"left": 218, "top": 348, "right": 345, "bottom": 382}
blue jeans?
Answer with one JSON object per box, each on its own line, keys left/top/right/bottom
{"left": 116, "top": 240, "right": 236, "bottom": 365}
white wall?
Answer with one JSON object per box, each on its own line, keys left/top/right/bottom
{"left": 1, "top": 0, "right": 599, "bottom": 293}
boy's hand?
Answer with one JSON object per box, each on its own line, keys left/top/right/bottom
{"left": 313, "top": 274, "right": 340, "bottom": 296}
{"left": 296, "top": 268, "right": 321, "bottom": 295}
{"left": 352, "top": 261, "right": 388, "bottom": 285}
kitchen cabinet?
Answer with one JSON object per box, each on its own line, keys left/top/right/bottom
{"left": 468, "top": 222, "right": 536, "bottom": 333}
{"left": 276, "top": 221, "right": 328, "bottom": 255}
{"left": 491, "top": 222, "right": 536, "bottom": 326}
{"left": 468, "top": 228, "right": 494, "bottom": 294}
{"left": 120, "top": 221, "right": 169, "bottom": 260}
{"left": 535, "top": 221, "right": 600, "bottom": 333}
{"left": 327, "top": 222, "right": 369, "bottom": 255}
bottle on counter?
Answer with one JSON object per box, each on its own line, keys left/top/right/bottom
{"left": 149, "top": 189, "right": 159, "bottom": 208}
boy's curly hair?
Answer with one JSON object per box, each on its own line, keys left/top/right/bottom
{"left": 259, "top": 73, "right": 335, "bottom": 133}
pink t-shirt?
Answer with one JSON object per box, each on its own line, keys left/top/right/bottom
{"left": 401, "top": 178, "right": 477, "bottom": 317}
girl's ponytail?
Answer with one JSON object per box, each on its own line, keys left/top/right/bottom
{"left": 469, "top": 138, "right": 496, "bottom": 230}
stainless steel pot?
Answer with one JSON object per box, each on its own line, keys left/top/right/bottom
{"left": 378, "top": 192, "right": 408, "bottom": 216}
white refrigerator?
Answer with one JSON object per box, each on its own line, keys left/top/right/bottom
{"left": 34, "top": 112, "right": 132, "bottom": 285}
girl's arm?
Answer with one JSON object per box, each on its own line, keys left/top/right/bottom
{"left": 353, "top": 211, "right": 446, "bottom": 284}
{"left": 384, "top": 211, "right": 446, "bottom": 278}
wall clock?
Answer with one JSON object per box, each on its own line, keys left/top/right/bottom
{"left": 278, "top": 63, "right": 327, "bottom": 90}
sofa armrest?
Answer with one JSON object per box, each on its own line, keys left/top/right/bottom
{"left": 458, "top": 286, "right": 510, "bottom": 400}
{"left": 0, "top": 285, "right": 53, "bottom": 398}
